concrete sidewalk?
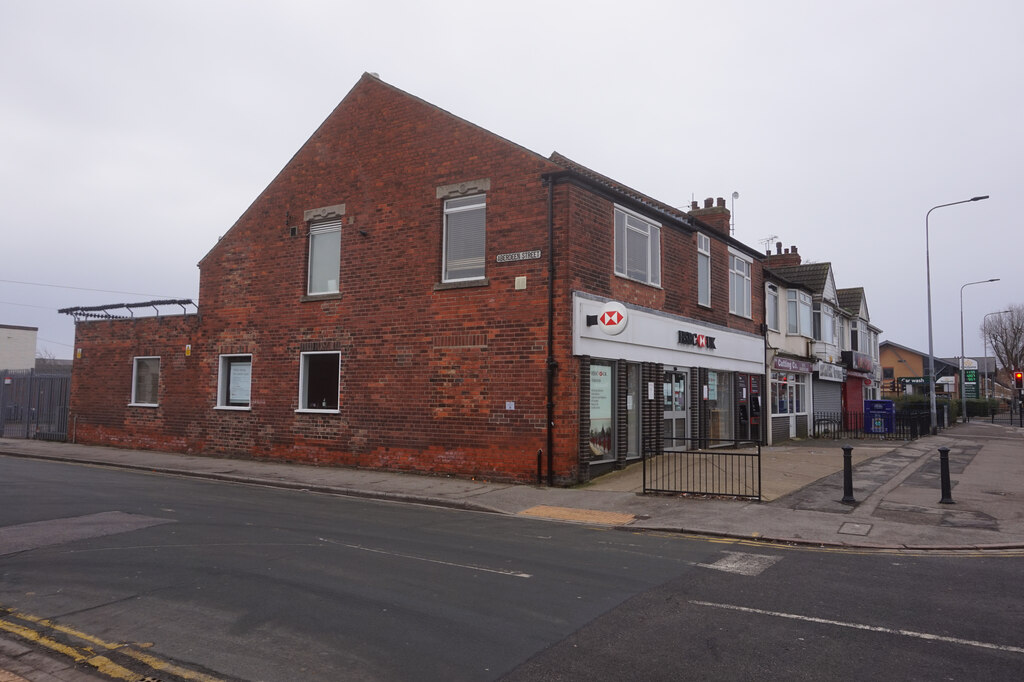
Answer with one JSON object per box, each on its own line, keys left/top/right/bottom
{"left": 1, "top": 421, "right": 1022, "bottom": 550}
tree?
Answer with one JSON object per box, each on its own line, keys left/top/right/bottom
{"left": 981, "top": 305, "right": 1024, "bottom": 379}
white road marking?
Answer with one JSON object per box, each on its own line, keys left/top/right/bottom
{"left": 698, "top": 552, "right": 782, "bottom": 576}
{"left": 317, "top": 537, "right": 532, "bottom": 578}
{"left": 690, "top": 601, "right": 1024, "bottom": 655}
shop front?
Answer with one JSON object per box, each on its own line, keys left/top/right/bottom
{"left": 574, "top": 293, "right": 764, "bottom": 478}
{"left": 768, "top": 355, "right": 814, "bottom": 442}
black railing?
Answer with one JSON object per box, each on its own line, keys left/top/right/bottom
{"left": 811, "top": 410, "right": 930, "bottom": 441}
{"left": 643, "top": 438, "right": 761, "bottom": 500}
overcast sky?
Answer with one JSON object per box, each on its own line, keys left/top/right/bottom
{"left": 2, "top": 0, "right": 1021, "bottom": 362}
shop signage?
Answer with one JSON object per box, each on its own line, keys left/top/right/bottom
{"left": 901, "top": 376, "right": 928, "bottom": 385}
{"left": 598, "top": 301, "right": 628, "bottom": 336}
{"left": 815, "top": 362, "right": 845, "bottom": 382}
{"left": 842, "top": 350, "right": 874, "bottom": 373}
{"left": 773, "top": 356, "right": 813, "bottom": 373}
{"left": 496, "top": 250, "right": 541, "bottom": 263}
{"left": 678, "top": 330, "right": 716, "bottom": 349}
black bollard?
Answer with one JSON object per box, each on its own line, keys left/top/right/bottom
{"left": 841, "top": 445, "right": 855, "bottom": 503}
{"left": 939, "top": 447, "right": 955, "bottom": 504}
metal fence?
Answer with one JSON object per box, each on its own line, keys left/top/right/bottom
{"left": 0, "top": 369, "right": 71, "bottom": 441}
{"left": 643, "top": 438, "right": 761, "bottom": 500}
{"left": 811, "top": 410, "right": 931, "bottom": 441}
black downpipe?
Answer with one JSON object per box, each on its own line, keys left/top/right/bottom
{"left": 545, "top": 178, "right": 557, "bottom": 486}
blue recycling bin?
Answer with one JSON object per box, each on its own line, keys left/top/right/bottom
{"left": 864, "top": 399, "right": 895, "bottom": 434}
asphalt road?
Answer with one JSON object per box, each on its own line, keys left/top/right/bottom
{"left": 1, "top": 456, "right": 1021, "bottom": 681}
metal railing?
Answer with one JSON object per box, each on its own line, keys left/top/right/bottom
{"left": 643, "top": 438, "right": 761, "bottom": 500}
{"left": 811, "top": 410, "right": 930, "bottom": 441}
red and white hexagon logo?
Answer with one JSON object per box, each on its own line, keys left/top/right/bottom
{"left": 598, "top": 301, "right": 628, "bottom": 336}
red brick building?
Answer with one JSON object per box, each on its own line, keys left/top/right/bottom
{"left": 65, "top": 74, "right": 767, "bottom": 484}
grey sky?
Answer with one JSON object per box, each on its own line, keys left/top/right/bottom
{"left": 2, "top": 0, "right": 1020, "bottom": 362}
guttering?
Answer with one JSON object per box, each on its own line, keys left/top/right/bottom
{"left": 544, "top": 175, "right": 557, "bottom": 486}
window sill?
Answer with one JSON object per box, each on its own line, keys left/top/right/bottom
{"left": 434, "top": 278, "right": 489, "bottom": 291}
{"left": 128, "top": 403, "right": 159, "bottom": 408}
{"left": 295, "top": 409, "right": 341, "bottom": 414}
{"left": 215, "top": 405, "right": 251, "bottom": 411}
{"left": 613, "top": 273, "right": 662, "bottom": 290}
{"left": 729, "top": 311, "right": 753, "bottom": 320}
{"left": 302, "top": 292, "right": 342, "bottom": 302}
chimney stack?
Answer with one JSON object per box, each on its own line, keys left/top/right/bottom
{"left": 688, "top": 196, "right": 731, "bottom": 236}
{"left": 766, "top": 243, "right": 802, "bottom": 268}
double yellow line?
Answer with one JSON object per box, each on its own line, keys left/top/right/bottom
{"left": 0, "top": 605, "right": 223, "bottom": 682}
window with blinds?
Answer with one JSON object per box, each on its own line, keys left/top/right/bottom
{"left": 443, "top": 194, "right": 486, "bottom": 282}
{"left": 308, "top": 220, "right": 341, "bottom": 295}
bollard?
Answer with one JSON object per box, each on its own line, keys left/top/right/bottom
{"left": 841, "top": 445, "right": 856, "bottom": 503}
{"left": 938, "top": 446, "right": 955, "bottom": 504}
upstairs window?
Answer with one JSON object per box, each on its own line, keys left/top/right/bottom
{"left": 766, "top": 284, "right": 779, "bottom": 331}
{"left": 697, "top": 233, "right": 711, "bottom": 307}
{"left": 851, "top": 320, "right": 860, "bottom": 351}
{"left": 308, "top": 220, "right": 341, "bottom": 295}
{"left": 814, "top": 303, "right": 835, "bottom": 342}
{"left": 614, "top": 206, "right": 661, "bottom": 287}
{"left": 131, "top": 356, "right": 160, "bottom": 406}
{"left": 729, "top": 253, "right": 751, "bottom": 318}
{"left": 787, "top": 291, "right": 812, "bottom": 337}
{"left": 443, "top": 194, "right": 486, "bottom": 282}
{"left": 217, "top": 354, "right": 252, "bottom": 409}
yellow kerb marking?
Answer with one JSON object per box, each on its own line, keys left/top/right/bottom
{"left": 518, "top": 505, "right": 635, "bottom": 526}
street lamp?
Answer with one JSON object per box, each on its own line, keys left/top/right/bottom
{"left": 926, "top": 195, "right": 989, "bottom": 434}
{"left": 960, "top": 279, "right": 999, "bottom": 421}
{"left": 983, "top": 310, "right": 1011, "bottom": 399}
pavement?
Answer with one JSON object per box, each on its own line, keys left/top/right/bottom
{"left": 1, "top": 421, "right": 1022, "bottom": 680}
{"left": 1, "top": 420, "right": 1021, "bottom": 554}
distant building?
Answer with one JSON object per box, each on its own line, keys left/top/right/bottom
{"left": 0, "top": 325, "right": 37, "bottom": 370}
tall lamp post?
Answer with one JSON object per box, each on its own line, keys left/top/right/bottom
{"left": 960, "top": 279, "right": 1000, "bottom": 421}
{"left": 926, "top": 195, "right": 989, "bottom": 434}
{"left": 983, "top": 310, "right": 1011, "bottom": 400}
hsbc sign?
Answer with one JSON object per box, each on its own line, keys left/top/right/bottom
{"left": 597, "top": 301, "right": 628, "bottom": 336}
{"left": 678, "top": 330, "right": 717, "bottom": 350}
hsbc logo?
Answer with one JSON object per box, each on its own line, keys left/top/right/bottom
{"left": 678, "top": 331, "right": 717, "bottom": 350}
{"left": 597, "top": 302, "right": 628, "bottom": 336}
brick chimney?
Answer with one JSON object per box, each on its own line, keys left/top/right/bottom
{"left": 766, "top": 242, "right": 802, "bottom": 268}
{"left": 688, "top": 197, "right": 731, "bottom": 236}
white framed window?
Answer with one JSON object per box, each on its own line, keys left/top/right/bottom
{"left": 308, "top": 220, "right": 341, "bottom": 295}
{"left": 697, "top": 233, "right": 711, "bottom": 307}
{"left": 217, "top": 354, "right": 252, "bottom": 409}
{"left": 443, "top": 194, "right": 486, "bottom": 282}
{"left": 130, "top": 356, "right": 160, "bottom": 407}
{"left": 851, "top": 320, "right": 860, "bottom": 351}
{"left": 787, "top": 291, "right": 813, "bottom": 336}
{"left": 298, "top": 351, "right": 340, "bottom": 412}
{"left": 614, "top": 206, "right": 661, "bottom": 287}
{"left": 814, "top": 303, "right": 835, "bottom": 343}
{"left": 766, "top": 284, "right": 779, "bottom": 331}
{"left": 729, "top": 252, "right": 752, "bottom": 318}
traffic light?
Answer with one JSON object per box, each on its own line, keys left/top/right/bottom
{"left": 1015, "top": 371, "right": 1024, "bottom": 390}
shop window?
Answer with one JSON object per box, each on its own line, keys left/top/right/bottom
{"left": 131, "top": 356, "right": 160, "bottom": 407}
{"left": 217, "top": 354, "right": 252, "bottom": 409}
{"left": 614, "top": 206, "right": 661, "bottom": 287}
{"left": 697, "top": 233, "right": 711, "bottom": 307}
{"left": 588, "top": 362, "right": 614, "bottom": 461}
{"left": 771, "top": 372, "right": 807, "bottom": 414}
{"left": 308, "top": 220, "right": 341, "bottom": 295}
{"left": 298, "top": 351, "right": 340, "bottom": 412}
{"left": 443, "top": 194, "right": 486, "bottom": 282}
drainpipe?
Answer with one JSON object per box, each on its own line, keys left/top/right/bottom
{"left": 544, "top": 177, "right": 558, "bottom": 486}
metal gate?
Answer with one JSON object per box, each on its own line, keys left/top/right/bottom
{"left": 643, "top": 438, "right": 761, "bottom": 500}
{"left": 0, "top": 369, "right": 71, "bottom": 441}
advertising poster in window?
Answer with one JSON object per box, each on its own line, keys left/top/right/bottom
{"left": 589, "top": 365, "right": 613, "bottom": 459}
{"left": 229, "top": 362, "right": 252, "bottom": 403}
